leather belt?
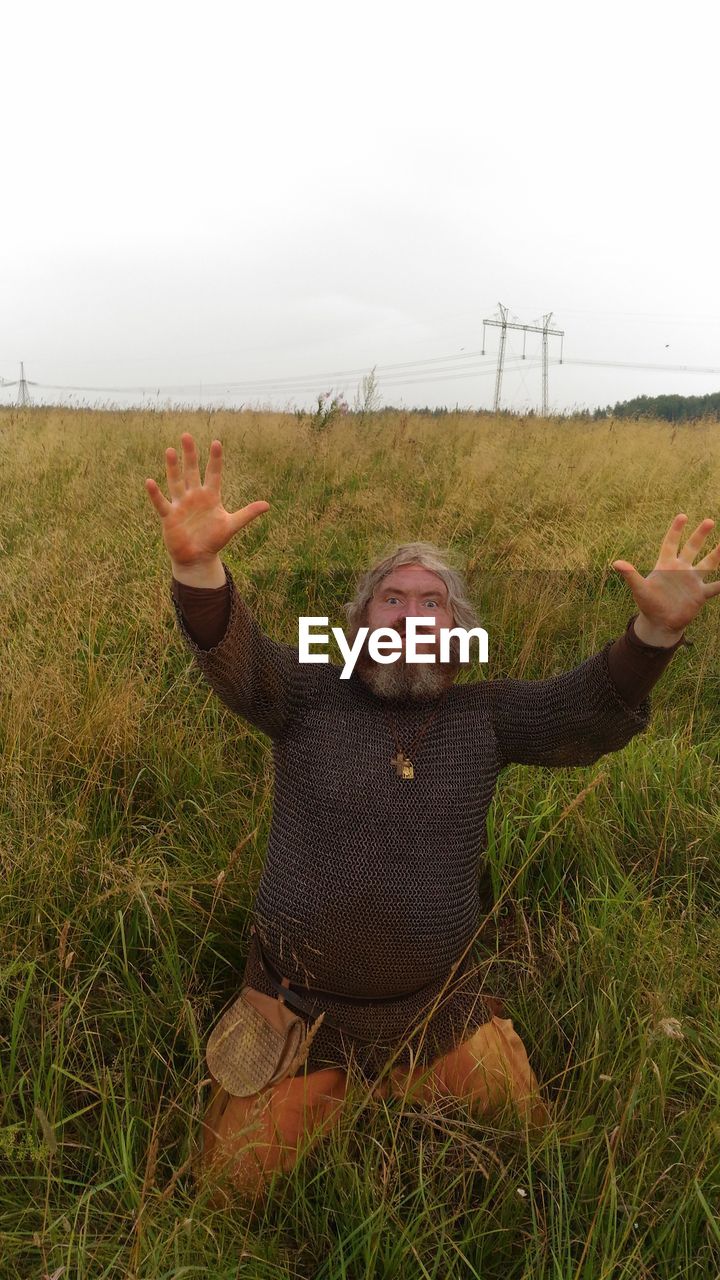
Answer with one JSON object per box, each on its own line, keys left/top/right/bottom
{"left": 250, "top": 925, "right": 442, "bottom": 1031}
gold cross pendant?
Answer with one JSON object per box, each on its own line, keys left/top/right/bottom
{"left": 391, "top": 752, "right": 414, "bottom": 780}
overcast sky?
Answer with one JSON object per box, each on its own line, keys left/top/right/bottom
{"left": 2, "top": 0, "right": 718, "bottom": 414}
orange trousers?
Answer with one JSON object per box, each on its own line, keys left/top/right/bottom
{"left": 197, "top": 1014, "right": 550, "bottom": 1204}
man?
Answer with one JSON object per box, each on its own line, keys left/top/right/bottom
{"left": 145, "top": 432, "right": 719, "bottom": 1203}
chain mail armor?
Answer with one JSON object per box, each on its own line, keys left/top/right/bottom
{"left": 170, "top": 562, "right": 685, "bottom": 1079}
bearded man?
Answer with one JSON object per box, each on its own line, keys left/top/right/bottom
{"left": 145, "top": 432, "right": 719, "bottom": 1204}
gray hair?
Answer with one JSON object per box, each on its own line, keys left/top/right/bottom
{"left": 344, "top": 541, "right": 478, "bottom": 641}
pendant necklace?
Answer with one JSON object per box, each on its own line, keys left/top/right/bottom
{"left": 383, "top": 695, "right": 447, "bottom": 780}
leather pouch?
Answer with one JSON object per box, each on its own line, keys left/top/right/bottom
{"left": 206, "top": 984, "right": 307, "bottom": 1098}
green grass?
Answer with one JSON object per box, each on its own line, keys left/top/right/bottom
{"left": 0, "top": 404, "right": 718, "bottom": 1277}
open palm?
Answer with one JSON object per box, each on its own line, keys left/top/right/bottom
{"left": 612, "top": 513, "right": 720, "bottom": 633}
{"left": 145, "top": 433, "right": 269, "bottom": 567}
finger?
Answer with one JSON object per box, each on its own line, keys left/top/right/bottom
{"left": 145, "top": 476, "right": 172, "bottom": 518}
{"left": 611, "top": 560, "right": 646, "bottom": 595}
{"left": 695, "top": 539, "right": 720, "bottom": 574}
{"left": 678, "top": 517, "right": 715, "bottom": 564}
{"left": 703, "top": 578, "right": 720, "bottom": 600}
{"left": 203, "top": 438, "right": 223, "bottom": 493}
{"left": 165, "top": 446, "right": 185, "bottom": 501}
{"left": 657, "top": 513, "right": 688, "bottom": 565}
{"left": 180, "top": 432, "right": 202, "bottom": 490}
{"left": 230, "top": 501, "right": 270, "bottom": 536}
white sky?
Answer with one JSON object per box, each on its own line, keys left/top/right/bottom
{"left": 1, "top": 0, "right": 719, "bottom": 414}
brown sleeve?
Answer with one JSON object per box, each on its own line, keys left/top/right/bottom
{"left": 606, "top": 613, "right": 693, "bottom": 708}
{"left": 487, "top": 611, "right": 693, "bottom": 770}
{"left": 169, "top": 563, "right": 315, "bottom": 740}
{"left": 171, "top": 576, "right": 231, "bottom": 650}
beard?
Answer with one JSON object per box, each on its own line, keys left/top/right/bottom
{"left": 353, "top": 634, "right": 460, "bottom": 702}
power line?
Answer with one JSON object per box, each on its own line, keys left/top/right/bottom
{"left": 564, "top": 357, "right": 720, "bottom": 375}
{"left": 2, "top": 351, "right": 720, "bottom": 410}
{"left": 10, "top": 356, "right": 542, "bottom": 398}
{"left": 15, "top": 349, "right": 505, "bottom": 395}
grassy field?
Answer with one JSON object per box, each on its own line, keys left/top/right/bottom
{"left": 1, "top": 405, "right": 719, "bottom": 1278}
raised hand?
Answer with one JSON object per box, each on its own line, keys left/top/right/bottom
{"left": 145, "top": 433, "right": 269, "bottom": 567}
{"left": 612, "top": 513, "right": 720, "bottom": 643}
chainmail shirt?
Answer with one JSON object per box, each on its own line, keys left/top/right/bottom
{"left": 170, "top": 562, "right": 688, "bottom": 1078}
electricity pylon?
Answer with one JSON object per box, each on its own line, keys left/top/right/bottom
{"left": 17, "top": 362, "right": 31, "bottom": 407}
{"left": 482, "top": 304, "right": 564, "bottom": 415}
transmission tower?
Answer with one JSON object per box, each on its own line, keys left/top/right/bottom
{"left": 482, "top": 304, "right": 564, "bottom": 415}
{"left": 17, "top": 362, "right": 31, "bottom": 407}
{"left": 489, "top": 303, "right": 508, "bottom": 412}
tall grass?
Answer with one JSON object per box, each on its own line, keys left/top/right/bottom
{"left": 0, "top": 405, "right": 718, "bottom": 1278}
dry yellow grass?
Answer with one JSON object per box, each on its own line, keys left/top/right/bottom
{"left": 1, "top": 405, "right": 718, "bottom": 1277}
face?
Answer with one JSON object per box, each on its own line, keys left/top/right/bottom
{"left": 365, "top": 564, "right": 454, "bottom": 650}
{"left": 357, "top": 563, "right": 458, "bottom": 701}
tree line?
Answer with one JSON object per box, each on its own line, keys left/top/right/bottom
{"left": 590, "top": 391, "right": 720, "bottom": 422}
